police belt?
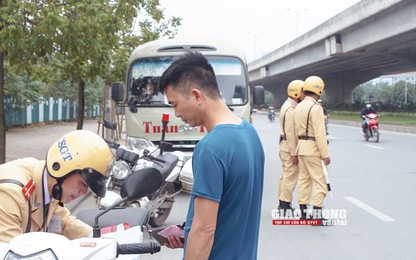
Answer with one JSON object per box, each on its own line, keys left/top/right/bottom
{"left": 279, "top": 135, "right": 287, "bottom": 143}
{"left": 298, "top": 136, "right": 316, "bottom": 141}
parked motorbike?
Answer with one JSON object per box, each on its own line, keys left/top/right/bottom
{"left": 99, "top": 113, "right": 185, "bottom": 227}
{"left": 0, "top": 169, "right": 162, "bottom": 259}
{"left": 362, "top": 113, "right": 380, "bottom": 142}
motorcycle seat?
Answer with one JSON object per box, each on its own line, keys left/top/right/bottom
{"left": 116, "top": 147, "right": 140, "bottom": 164}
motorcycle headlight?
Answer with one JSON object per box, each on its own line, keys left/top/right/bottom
{"left": 4, "top": 249, "right": 58, "bottom": 260}
{"left": 111, "top": 161, "right": 131, "bottom": 180}
{"left": 126, "top": 136, "right": 154, "bottom": 154}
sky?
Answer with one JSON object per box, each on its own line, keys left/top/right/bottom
{"left": 159, "top": 0, "right": 361, "bottom": 62}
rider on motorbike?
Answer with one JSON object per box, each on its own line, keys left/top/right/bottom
{"left": 0, "top": 130, "right": 112, "bottom": 242}
{"left": 268, "top": 106, "right": 276, "bottom": 122}
{"left": 360, "top": 100, "right": 378, "bottom": 135}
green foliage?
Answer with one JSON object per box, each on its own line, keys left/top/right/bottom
{"left": 264, "top": 90, "right": 274, "bottom": 105}
{"left": 1, "top": 0, "right": 181, "bottom": 106}
{"left": 107, "top": 13, "right": 182, "bottom": 85}
{"left": 84, "top": 77, "right": 105, "bottom": 112}
{"left": 330, "top": 110, "right": 416, "bottom": 126}
{"left": 348, "top": 80, "right": 416, "bottom": 112}
{"left": 4, "top": 69, "right": 44, "bottom": 107}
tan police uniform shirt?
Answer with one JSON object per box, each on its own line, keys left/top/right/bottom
{"left": 279, "top": 97, "right": 298, "bottom": 156}
{"left": 294, "top": 97, "right": 329, "bottom": 158}
{"left": 0, "top": 158, "right": 92, "bottom": 242}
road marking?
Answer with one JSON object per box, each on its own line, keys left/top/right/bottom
{"left": 344, "top": 196, "right": 395, "bottom": 222}
{"left": 365, "top": 144, "right": 385, "bottom": 150}
{"left": 327, "top": 135, "right": 338, "bottom": 140}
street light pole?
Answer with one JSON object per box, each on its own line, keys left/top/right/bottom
{"left": 287, "top": 8, "right": 308, "bottom": 38}
{"left": 247, "top": 32, "right": 266, "bottom": 60}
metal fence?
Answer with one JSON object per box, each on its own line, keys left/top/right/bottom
{"left": 4, "top": 96, "right": 101, "bottom": 127}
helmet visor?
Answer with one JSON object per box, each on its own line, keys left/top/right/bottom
{"left": 80, "top": 169, "right": 108, "bottom": 198}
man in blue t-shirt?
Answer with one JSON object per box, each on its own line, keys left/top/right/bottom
{"left": 159, "top": 51, "right": 265, "bottom": 260}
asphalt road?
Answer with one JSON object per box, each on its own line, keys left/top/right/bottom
{"left": 5, "top": 115, "right": 416, "bottom": 259}
{"left": 255, "top": 113, "right": 416, "bottom": 260}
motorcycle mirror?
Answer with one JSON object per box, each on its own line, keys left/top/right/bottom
{"left": 159, "top": 140, "right": 173, "bottom": 152}
{"left": 120, "top": 168, "right": 163, "bottom": 200}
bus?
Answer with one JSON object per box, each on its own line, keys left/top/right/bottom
{"left": 112, "top": 38, "right": 264, "bottom": 190}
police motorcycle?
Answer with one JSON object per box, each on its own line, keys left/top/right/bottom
{"left": 98, "top": 113, "right": 185, "bottom": 227}
{"left": 362, "top": 113, "right": 380, "bottom": 142}
{"left": 0, "top": 169, "right": 162, "bottom": 260}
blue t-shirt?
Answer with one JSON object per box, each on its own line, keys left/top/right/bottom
{"left": 184, "top": 119, "right": 265, "bottom": 260}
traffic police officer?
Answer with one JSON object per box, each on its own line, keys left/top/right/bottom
{"left": 277, "top": 79, "right": 304, "bottom": 215}
{"left": 294, "top": 76, "right": 330, "bottom": 220}
{"left": 0, "top": 130, "right": 112, "bottom": 242}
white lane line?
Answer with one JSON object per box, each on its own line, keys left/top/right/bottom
{"left": 344, "top": 196, "right": 395, "bottom": 222}
{"left": 365, "top": 144, "right": 385, "bottom": 150}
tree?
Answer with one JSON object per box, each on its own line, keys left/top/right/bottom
{"left": 0, "top": 0, "right": 181, "bottom": 163}
{"left": 379, "top": 85, "right": 392, "bottom": 106}
{"left": 4, "top": 67, "right": 44, "bottom": 107}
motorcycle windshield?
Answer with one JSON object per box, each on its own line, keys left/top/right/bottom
{"left": 4, "top": 248, "right": 58, "bottom": 259}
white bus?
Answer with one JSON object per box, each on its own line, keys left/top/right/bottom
{"left": 112, "top": 38, "right": 264, "bottom": 190}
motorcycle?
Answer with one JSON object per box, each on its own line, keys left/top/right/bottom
{"left": 99, "top": 113, "right": 185, "bottom": 227}
{"left": 268, "top": 109, "right": 275, "bottom": 123}
{"left": 362, "top": 113, "right": 380, "bottom": 142}
{"left": 0, "top": 168, "right": 163, "bottom": 259}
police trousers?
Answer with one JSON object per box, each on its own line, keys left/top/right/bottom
{"left": 278, "top": 150, "right": 299, "bottom": 203}
{"left": 297, "top": 155, "right": 328, "bottom": 207}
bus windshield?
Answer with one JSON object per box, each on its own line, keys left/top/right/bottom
{"left": 127, "top": 56, "right": 248, "bottom": 107}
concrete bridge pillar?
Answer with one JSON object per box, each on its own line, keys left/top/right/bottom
{"left": 322, "top": 73, "right": 375, "bottom": 105}
{"left": 264, "top": 84, "right": 287, "bottom": 108}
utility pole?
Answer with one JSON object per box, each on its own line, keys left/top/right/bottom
{"left": 405, "top": 82, "right": 408, "bottom": 104}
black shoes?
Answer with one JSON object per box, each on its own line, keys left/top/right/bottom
{"left": 278, "top": 200, "right": 295, "bottom": 218}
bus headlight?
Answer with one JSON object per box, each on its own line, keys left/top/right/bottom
{"left": 112, "top": 161, "right": 131, "bottom": 180}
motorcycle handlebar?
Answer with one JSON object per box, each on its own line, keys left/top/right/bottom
{"left": 117, "top": 242, "right": 161, "bottom": 256}
{"left": 142, "top": 154, "right": 166, "bottom": 163}
{"left": 150, "top": 155, "right": 166, "bottom": 163}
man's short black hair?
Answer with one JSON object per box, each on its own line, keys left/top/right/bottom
{"left": 158, "top": 51, "right": 221, "bottom": 99}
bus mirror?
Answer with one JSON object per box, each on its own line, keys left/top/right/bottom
{"left": 112, "top": 82, "right": 124, "bottom": 102}
{"left": 253, "top": 85, "right": 265, "bottom": 105}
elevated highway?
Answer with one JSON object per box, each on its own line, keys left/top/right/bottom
{"left": 248, "top": 0, "right": 416, "bottom": 106}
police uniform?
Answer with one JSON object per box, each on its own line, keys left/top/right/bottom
{"left": 0, "top": 158, "right": 92, "bottom": 242}
{"left": 278, "top": 97, "right": 298, "bottom": 206}
{"left": 294, "top": 96, "right": 329, "bottom": 210}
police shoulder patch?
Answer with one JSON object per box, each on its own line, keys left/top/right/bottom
{"left": 22, "top": 179, "right": 36, "bottom": 200}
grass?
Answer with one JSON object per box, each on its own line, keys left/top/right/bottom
{"left": 329, "top": 111, "right": 416, "bottom": 126}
